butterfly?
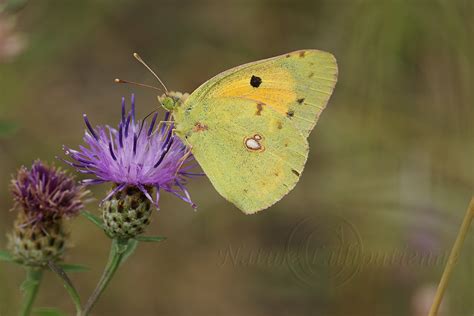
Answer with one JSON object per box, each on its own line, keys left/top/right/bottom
{"left": 126, "top": 50, "right": 338, "bottom": 214}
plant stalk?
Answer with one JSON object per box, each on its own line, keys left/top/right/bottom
{"left": 20, "top": 267, "right": 43, "bottom": 316}
{"left": 82, "top": 239, "right": 128, "bottom": 315}
{"left": 428, "top": 197, "right": 474, "bottom": 316}
{"left": 48, "top": 261, "right": 83, "bottom": 316}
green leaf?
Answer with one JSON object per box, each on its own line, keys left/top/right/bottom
{"left": 0, "top": 250, "right": 13, "bottom": 262}
{"left": 59, "top": 263, "right": 89, "bottom": 272}
{"left": 135, "top": 236, "right": 167, "bottom": 243}
{"left": 21, "top": 275, "right": 40, "bottom": 293}
{"left": 20, "top": 278, "right": 35, "bottom": 292}
{"left": 119, "top": 239, "right": 138, "bottom": 266}
{"left": 0, "top": 120, "right": 18, "bottom": 137}
{"left": 113, "top": 238, "right": 130, "bottom": 254}
{"left": 33, "top": 307, "right": 67, "bottom": 316}
{"left": 81, "top": 210, "right": 104, "bottom": 229}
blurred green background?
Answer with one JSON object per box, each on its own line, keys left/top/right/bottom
{"left": 0, "top": 0, "right": 473, "bottom": 315}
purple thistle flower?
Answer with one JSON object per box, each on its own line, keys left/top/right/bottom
{"left": 63, "top": 94, "right": 199, "bottom": 209}
{"left": 10, "top": 160, "right": 87, "bottom": 225}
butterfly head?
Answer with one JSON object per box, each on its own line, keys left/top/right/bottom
{"left": 158, "top": 91, "right": 189, "bottom": 112}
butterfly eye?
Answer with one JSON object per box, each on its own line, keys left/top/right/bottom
{"left": 161, "top": 97, "right": 176, "bottom": 111}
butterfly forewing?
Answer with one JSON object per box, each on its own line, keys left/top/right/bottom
{"left": 183, "top": 49, "right": 338, "bottom": 137}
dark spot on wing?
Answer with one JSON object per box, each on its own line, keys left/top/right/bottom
{"left": 292, "top": 169, "right": 300, "bottom": 177}
{"left": 250, "top": 75, "right": 262, "bottom": 88}
{"left": 297, "top": 98, "right": 305, "bottom": 104}
{"left": 299, "top": 51, "right": 306, "bottom": 58}
{"left": 284, "top": 143, "right": 289, "bottom": 147}
{"left": 286, "top": 110, "right": 295, "bottom": 118}
{"left": 255, "top": 102, "right": 264, "bottom": 116}
{"left": 308, "top": 72, "right": 314, "bottom": 78}
{"left": 193, "top": 122, "right": 208, "bottom": 132}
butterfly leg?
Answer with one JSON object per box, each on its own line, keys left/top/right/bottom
{"left": 174, "top": 137, "right": 194, "bottom": 176}
{"left": 148, "top": 120, "right": 174, "bottom": 138}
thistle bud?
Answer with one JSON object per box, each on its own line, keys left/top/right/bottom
{"left": 101, "top": 186, "right": 153, "bottom": 239}
{"left": 8, "top": 213, "right": 68, "bottom": 266}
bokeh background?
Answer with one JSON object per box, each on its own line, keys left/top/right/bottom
{"left": 0, "top": 0, "right": 473, "bottom": 315}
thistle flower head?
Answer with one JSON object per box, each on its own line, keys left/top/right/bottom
{"left": 63, "top": 94, "right": 199, "bottom": 209}
{"left": 8, "top": 160, "right": 86, "bottom": 266}
{"left": 10, "top": 160, "right": 87, "bottom": 225}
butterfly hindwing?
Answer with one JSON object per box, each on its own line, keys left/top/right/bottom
{"left": 177, "top": 97, "right": 308, "bottom": 214}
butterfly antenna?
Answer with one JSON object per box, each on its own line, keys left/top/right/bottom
{"left": 133, "top": 53, "right": 169, "bottom": 94}
{"left": 114, "top": 78, "right": 163, "bottom": 91}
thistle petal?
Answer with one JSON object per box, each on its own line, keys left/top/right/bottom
{"left": 63, "top": 94, "right": 201, "bottom": 209}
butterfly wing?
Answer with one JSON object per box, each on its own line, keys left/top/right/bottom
{"left": 182, "top": 49, "right": 338, "bottom": 137}
{"left": 174, "top": 50, "right": 337, "bottom": 213}
{"left": 178, "top": 97, "right": 308, "bottom": 214}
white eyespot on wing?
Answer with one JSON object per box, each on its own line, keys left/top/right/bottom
{"left": 244, "top": 134, "right": 265, "bottom": 152}
{"left": 245, "top": 138, "right": 261, "bottom": 150}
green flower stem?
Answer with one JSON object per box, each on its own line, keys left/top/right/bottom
{"left": 20, "top": 267, "right": 43, "bottom": 316}
{"left": 428, "top": 197, "right": 474, "bottom": 316}
{"left": 48, "top": 261, "right": 82, "bottom": 316}
{"left": 82, "top": 239, "right": 130, "bottom": 316}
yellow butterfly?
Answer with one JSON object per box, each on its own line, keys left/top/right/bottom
{"left": 130, "top": 50, "right": 338, "bottom": 214}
